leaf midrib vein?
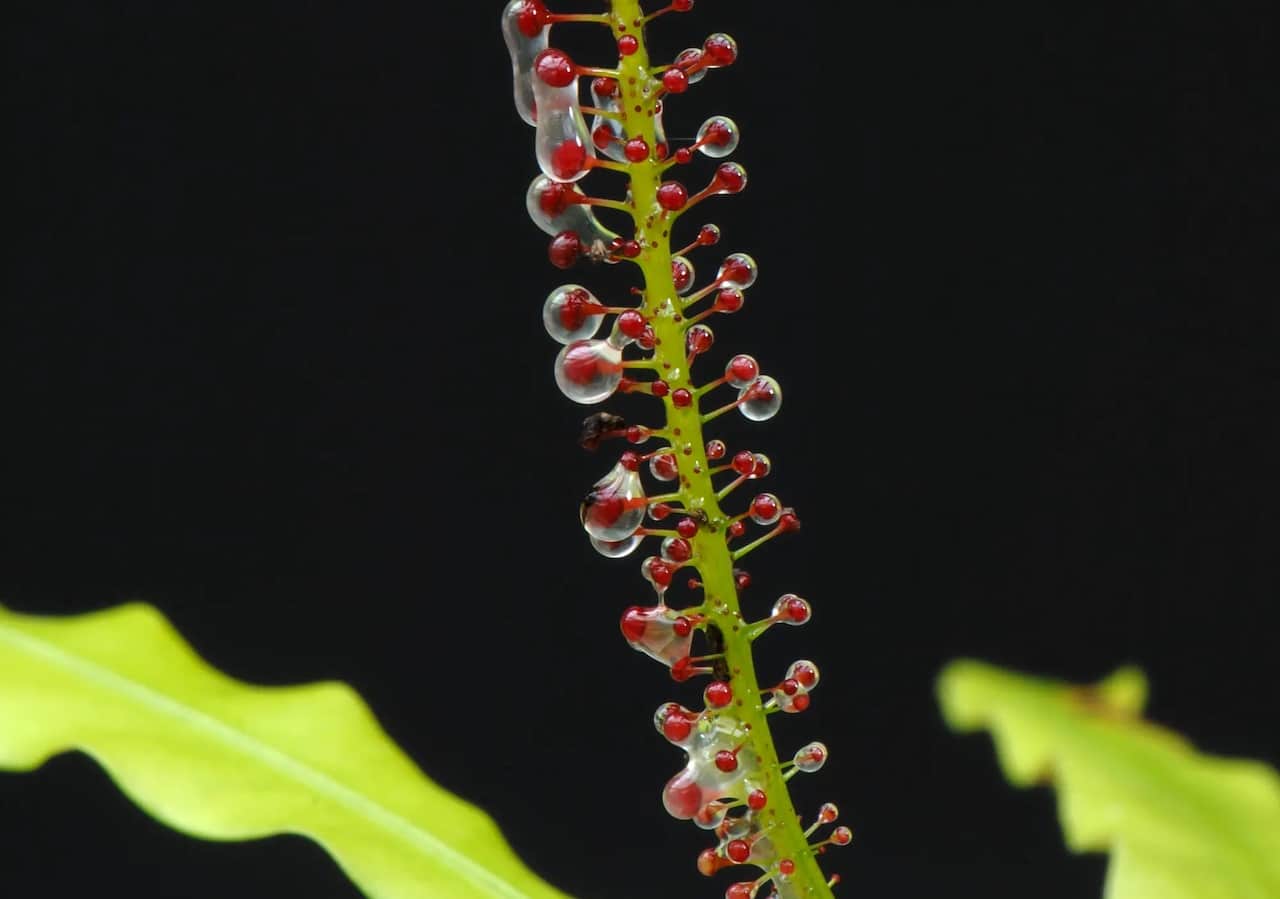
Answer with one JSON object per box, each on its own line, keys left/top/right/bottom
{"left": 0, "top": 620, "right": 542, "bottom": 899}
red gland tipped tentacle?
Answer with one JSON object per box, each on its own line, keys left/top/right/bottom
{"left": 644, "top": 0, "right": 696, "bottom": 26}
{"left": 731, "top": 508, "right": 800, "bottom": 561}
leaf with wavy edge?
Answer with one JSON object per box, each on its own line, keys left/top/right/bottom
{"left": 938, "top": 660, "right": 1280, "bottom": 899}
{"left": 0, "top": 602, "right": 570, "bottom": 899}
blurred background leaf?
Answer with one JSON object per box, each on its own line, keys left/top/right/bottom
{"left": 0, "top": 602, "right": 570, "bottom": 899}
{"left": 939, "top": 660, "right": 1280, "bottom": 899}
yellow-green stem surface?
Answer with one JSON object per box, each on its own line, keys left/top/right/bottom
{"left": 609, "top": 4, "right": 834, "bottom": 896}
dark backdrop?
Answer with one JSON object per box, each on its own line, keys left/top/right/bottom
{"left": 3, "top": 2, "right": 1276, "bottom": 898}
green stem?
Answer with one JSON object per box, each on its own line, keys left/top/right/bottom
{"left": 608, "top": 3, "right": 834, "bottom": 896}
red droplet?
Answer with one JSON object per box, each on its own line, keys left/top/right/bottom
{"left": 651, "top": 379, "right": 670, "bottom": 397}
{"left": 703, "top": 34, "right": 738, "bottom": 67}
{"left": 651, "top": 502, "right": 672, "bottom": 520}
{"left": 592, "top": 123, "right": 615, "bottom": 150}
{"left": 624, "top": 137, "right": 650, "bottom": 162}
{"left": 548, "top": 231, "right": 582, "bottom": 269}
{"left": 621, "top": 239, "right": 643, "bottom": 258}
{"left": 672, "top": 388, "right": 693, "bottom": 407}
{"left": 657, "top": 181, "right": 688, "bottom": 211}
{"left": 674, "top": 146, "right": 693, "bottom": 164}
{"left": 662, "top": 67, "right": 689, "bottom": 94}
{"left": 697, "top": 847, "right": 725, "bottom": 877}
{"left": 793, "top": 693, "right": 811, "bottom": 711}
{"left": 671, "top": 656, "right": 697, "bottom": 681}
{"left": 660, "top": 705, "right": 695, "bottom": 742}
{"left": 747, "top": 789, "right": 767, "bottom": 810}
{"left": 728, "top": 354, "right": 758, "bottom": 382}
{"left": 782, "top": 596, "right": 810, "bottom": 623}
{"left": 515, "top": 0, "right": 550, "bottom": 38}
{"left": 534, "top": 48, "right": 575, "bottom": 88}
{"left": 676, "top": 516, "right": 699, "bottom": 538}
{"left": 714, "top": 749, "right": 738, "bottom": 773}
{"left": 728, "top": 520, "right": 745, "bottom": 538}
{"left": 725, "top": 838, "right": 750, "bottom": 863}
{"left": 539, "top": 181, "right": 574, "bottom": 216}
{"left": 713, "top": 162, "right": 747, "bottom": 193}
{"left": 792, "top": 662, "right": 818, "bottom": 687}
{"left": 732, "top": 450, "right": 755, "bottom": 475}
{"left": 665, "top": 538, "right": 693, "bottom": 562}
{"left": 551, "top": 139, "right": 588, "bottom": 179}
{"left": 714, "top": 288, "right": 744, "bottom": 313}
{"left": 832, "top": 826, "right": 852, "bottom": 845}
{"left": 778, "top": 858, "right": 796, "bottom": 877}
{"left": 725, "top": 882, "right": 755, "bottom": 899}
{"left": 617, "top": 310, "right": 647, "bottom": 339}
{"left": 620, "top": 606, "right": 648, "bottom": 642}
{"left": 591, "top": 76, "right": 618, "bottom": 97}
{"left": 672, "top": 258, "right": 694, "bottom": 291}
{"left": 779, "top": 511, "right": 801, "bottom": 532}
{"left": 617, "top": 34, "right": 639, "bottom": 55}
{"left": 705, "top": 680, "right": 733, "bottom": 708}
{"left": 752, "top": 494, "right": 779, "bottom": 521}
{"left": 706, "top": 439, "right": 727, "bottom": 460}
{"left": 662, "top": 773, "right": 703, "bottom": 819}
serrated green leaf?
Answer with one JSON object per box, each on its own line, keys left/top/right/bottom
{"left": 938, "top": 660, "right": 1280, "bottom": 899}
{"left": 0, "top": 602, "right": 570, "bottom": 899}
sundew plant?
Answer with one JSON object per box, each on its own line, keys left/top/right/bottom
{"left": 1, "top": 3, "right": 1277, "bottom": 899}
{"left": 503, "top": 0, "right": 847, "bottom": 896}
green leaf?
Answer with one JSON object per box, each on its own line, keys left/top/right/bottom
{"left": 0, "top": 602, "right": 570, "bottom": 899}
{"left": 938, "top": 660, "right": 1280, "bottom": 899}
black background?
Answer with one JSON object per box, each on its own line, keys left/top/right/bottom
{"left": 3, "top": 2, "right": 1276, "bottom": 898}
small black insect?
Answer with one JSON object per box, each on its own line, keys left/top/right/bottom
{"left": 578, "top": 412, "right": 627, "bottom": 451}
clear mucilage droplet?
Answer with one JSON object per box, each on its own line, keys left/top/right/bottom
{"left": 501, "top": 1, "right": 549, "bottom": 126}
{"left": 555, "top": 339, "right": 624, "bottom": 404}
{"left": 532, "top": 67, "right": 595, "bottom": 182}
{"left": 696, "top": 115, "right": 741, "bottom": 158}
{"left": 738, "top": 375, "right": 783, "bottom": 421}
{"left": 543, "top": 284, "right": 605, "bottom": 344}
{"left": 525, "top": 175, "right": 620, "bottom": 250}
{"left": 717, "top": 252, "right": 758, "bottom": 289}
{"left": 590, "top": 534, "right": 642, "bottom": 558}
{"left": 621, "top": 604, "right": 693, "bottom": 666}
{"left": 793, "top": 741, "right": 828, "bottom": 773}
{"left": 661, "top": 712, "right": 763, "bottom": 822}
{"left": 590, "top": 78, "right": 628, "bottom": 162}
{"left": 581, "top": 459, "right": 646, "bottom": 541}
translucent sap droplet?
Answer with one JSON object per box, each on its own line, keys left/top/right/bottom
{"left": 543, "top": 284, "right": 604, "bottom": 343}
{"left": 786, "top": 659, "right": 821, "bottom": 689}
{"left": 525, "top": 175, "right": 620, "bottom": 251}
{"left": 697, "top": 115, "right": 740, "bottom": 158}
{"left": 675, "top": 48, "right": 707, "bottom": 85}
{"left": 501, "top": 1, "right": 549, "bottom": 126}
{"left": 672, "top": 255, "right": 696, "bottom": 294}
{"left": 555, "top": 339, "right": 624, "bottom": 404}
{"left": 620, "top": 604, "right": 692, "bottom": 665}
{"left": 590, "top": 534, "right": 642, "bottom": 558}
{"left": 718, "top": 252, "right": 758, "bottom": 289}
{"left": 749, "top": 453, "right": 772, "bottom": 479}
{"left": 649, "top": 451, "right": 679, "bottom": 481}
{"left": 590, "top": 78, "right": 628, "bottom": 163}
{"left": 532, "top": 71, "right": 595, "bottom": 182}
{"left": 738, "top": 376, "right": 782, "bottom": 421}
{"left": 794, "top": 741, "right": 828, "bottom": 773}
{"left": 750, "top": 493, "right": 781, "bottom": 525}
{"left": 724, "top": 354, "right": 759, "bottom": 389}
{"left": 581, "top": 460, "right": 646, "bottom": 541}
